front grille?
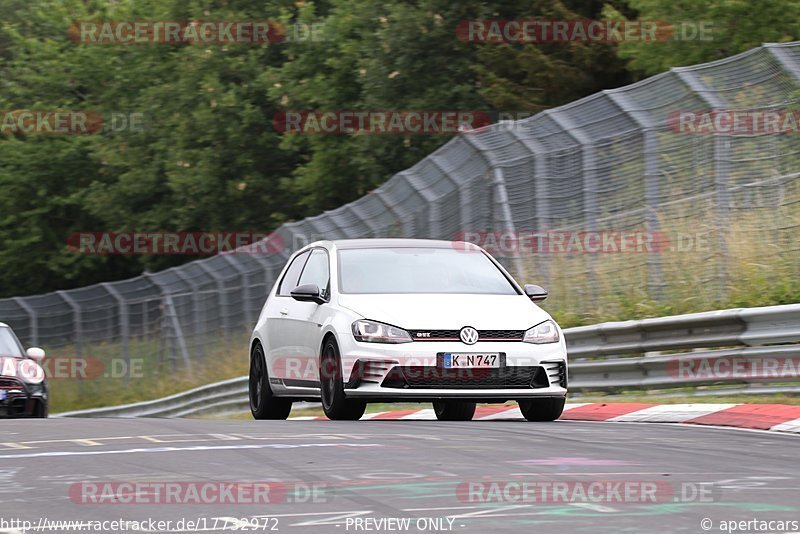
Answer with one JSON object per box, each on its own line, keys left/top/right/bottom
{"left": 408, "top": 329, "right": 524, "bottom": 341}
{"left": 542, "top": 360, "right": 567, "bottom": 388}
{"left": 381, "top": 366, "right": 549, "bottom": 389}
{"left": 0, "top": 377, "right": 25, "bottom": 391}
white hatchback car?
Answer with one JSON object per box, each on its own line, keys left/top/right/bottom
{"left": 249, "top": 239, "right": 568, "bottom": 421}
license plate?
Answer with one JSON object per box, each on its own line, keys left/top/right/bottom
{"left": 443, "top": 353, "right": 500, "bottom": 369}
{"left": 0, "top": 390, "right": 6, "bottom": 401}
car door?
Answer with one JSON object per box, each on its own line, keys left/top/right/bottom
{"left": 265, "top": 250, "right": 310, "bottom": 381}
{"left": 288, "top": 247, "right": 332, "bottom": 387}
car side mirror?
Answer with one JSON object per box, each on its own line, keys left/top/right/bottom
{"left": 290, "top": 283, "right": 326, "bottom": 304}
{"left": 26, "top": 347, "right": 46, "bottom": 362}
{"left": 523, "top": 284, "right": 548, "bottom": 302}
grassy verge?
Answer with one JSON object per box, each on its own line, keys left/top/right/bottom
{"left": 47, "top": 337, "right": 249, "bottom": 413}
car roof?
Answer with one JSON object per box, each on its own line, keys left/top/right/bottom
{"left": 0, "top": 322, "right": 7, "bottom": 328}
{"left": 313, "top": 238, "right": 480, "bottom": 250}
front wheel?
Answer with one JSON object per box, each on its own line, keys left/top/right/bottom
{"left": 320, "top": 338, "right": 366, "bottom": 420}
{"left": 35, "top": 399, "right": 48, "bottom": 418}
{"left": 433, "top": 400, "right": 476, "bottom": 421}
{"left": 518, "top": 397, "right": 566, "bottom": 421}
{"left": 249, "top": 343, "right": 292, "bottom": 420}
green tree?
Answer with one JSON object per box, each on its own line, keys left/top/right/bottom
{"left": 604, "top": 0, "right": 800, "bottom": 75}
{"left": 268, "top": 0, "right": 632, "bottom": 214}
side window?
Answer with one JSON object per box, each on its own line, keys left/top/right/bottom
{"left": 297, "top": 249, "right": 330, "bottom": 298}
{"left": 277, "top": 251, "right": 310, "bottom": 296}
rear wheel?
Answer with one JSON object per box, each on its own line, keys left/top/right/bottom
{"left": 249, "top": 343, "right": 292, "bottom": 420}
{"left": 518, "top": 397, "right": 565, "bottom": 421}
{"left": 320, "top": 338, "right": 366, "bottom": 420}
{"left": 433, "top": 400, "right": 476, "bottom": 421}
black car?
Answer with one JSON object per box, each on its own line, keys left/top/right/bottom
{"left": 0, "top": 323, "right": 48, "bottom": 418}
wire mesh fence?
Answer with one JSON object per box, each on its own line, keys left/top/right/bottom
{"left": 2, "top": 42, "right": 800, "bottom": 377}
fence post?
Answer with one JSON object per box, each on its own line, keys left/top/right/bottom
{"left": 429, "top": 155, "right": 471, "bottom": 237}
{"left": 674, "top": 68, "right": 730, "bottom": 301}
{"left": 56, "top": 291, "right": 82, "bottom": 356}
{"left": 461, "top": 132, "right": 526, "bottom": 279}
{"left": 172, "top": 269, "right": 205, "bottom": 360}
{"left": 763, "top": 44, "right": 800, "bottom": 80}
{"left": 543, "top": 110, "right": 598, "bottom": 305}
{"left": 347, "top": 202, "right": 385, "bottom": 238}
{"left": 395, "top": 171, "right": 440, "bottom": 238}
{"left": 12, "top": 297, "right": 38, "bottom": 347}
{"left": 222, "top": 254, "right": 253, "bottom": 327}
{"left": 605, "top": 90, "right": 663, "bottom": 301}
{"left": 196, "top": 262, "right": 229, "bottom": 338}
{"left": 101, "top": 282, "right": 129, "bottom": 375}
{"left": 375, "top": 178, "right": 419, "bottom": 237}
{"left": 507, "top": 127, "right": 550, "bottom": 284}
{"left": 162, "top": 294, "right": 192, "bottom": 373}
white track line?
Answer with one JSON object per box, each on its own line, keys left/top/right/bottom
{"left": 770, "top": 417, "right": 800, "bottom": 434}
{"left": 609, "top": 403, "right": 739, "bottom": 423}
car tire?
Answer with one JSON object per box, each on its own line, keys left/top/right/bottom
{"left": 320, "top": 338, "right": 366, "bottom": 421}
{"left": 249, "top": 343, "right": 292, "bottom": 420}
{"left": 35, "top": 399, "right": 48, "bottom": 418}
{"left": 432, "top": 400, "right": 476, "bottom": 421}
{"left": 518, "top": 397, "right": 566, "bottom": 421}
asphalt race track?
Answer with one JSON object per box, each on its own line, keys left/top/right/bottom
{"left": 0, "top": 417, "right": 797, "bottom": 534}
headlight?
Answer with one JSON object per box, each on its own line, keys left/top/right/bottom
{"left": 352, "top": 320, "right": 412, "bottom": 344}
{"left": 523, "top": 320, "right": 560, "bottom": 344}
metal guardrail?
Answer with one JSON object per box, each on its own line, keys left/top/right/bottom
{"left": 56, "top": 303, "right": 800, "bottom": 417}
{"left": 55, "top": 377, "right": 250, "bottom": 418}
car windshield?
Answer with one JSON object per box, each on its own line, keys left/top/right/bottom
{"left": 338, "top": 247, "right": 518, "bottom": 294}
{"left": 0, "top": 327, "right": 23, "bottom": 358}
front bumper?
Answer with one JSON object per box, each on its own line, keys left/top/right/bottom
{"left": 0, "top": 378, "right": 46, "bottom": 418}
{"left": 339, "top": 338, "right": 568, "bottom": 400}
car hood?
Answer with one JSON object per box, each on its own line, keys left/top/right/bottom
{"left": 337, "top": 293, "right": 551, "bottom": 330}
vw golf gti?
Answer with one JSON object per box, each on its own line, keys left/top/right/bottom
{"left": 249, "top": 239, "right": 568, "bottom": 421}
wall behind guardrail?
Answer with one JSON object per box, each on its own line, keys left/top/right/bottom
{"left": 2, "top": 42, "right": 800, "bottom": 377}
